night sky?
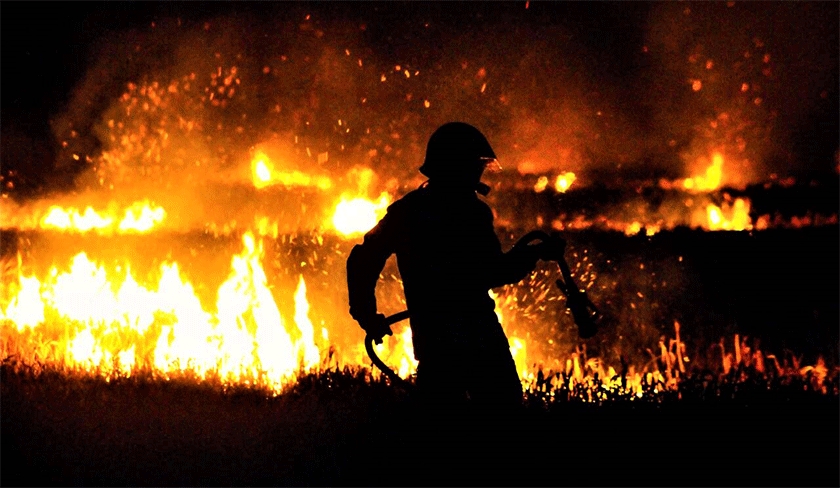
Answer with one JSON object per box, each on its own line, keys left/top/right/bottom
{"left": 2, "top": 1, "right": 837, "bottom": 196}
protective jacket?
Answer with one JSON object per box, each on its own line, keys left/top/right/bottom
{"left": 346, "top": 182, "right": 539, "bottom": 363}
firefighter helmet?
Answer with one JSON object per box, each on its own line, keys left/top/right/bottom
{"left": 419, "top": 122, "right": 498, "bottom": 180}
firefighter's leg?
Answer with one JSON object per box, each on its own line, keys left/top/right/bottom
{"left": 409, "top": 359, "right": 473, "bottom": 480}
{"left": 462, "top": 346, "right": 524, "bottom": 483}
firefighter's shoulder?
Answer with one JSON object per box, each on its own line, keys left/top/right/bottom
{"left": 363, "top": 188, "right": 423, "bottom": 237}
{"left": 471, "top": 194, "right": 495, "bottom": 221}
{"left": 385, "top": 186, "right": 428, "bottom": 215}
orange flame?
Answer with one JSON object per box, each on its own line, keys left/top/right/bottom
{"left": 36, "top": 201, "right": 167, "bottom": 234}
{"left": 554, "top": 172, "right": 576, "bottom": 193}
{"left": 705, "top": 197, "right": 752, "bottom": 231}
{"left": 533, "top": 172, "right": 576, "bottom": 193}
{"left": 684, "top": 152, "right": 724, "bottom": 192}
{"left": 250, "top": 150, "right": 332, "bottom": 191}
{"left": 118, "top": 200, "right": 167, "bottom": 232}
{"left": 1, "top": 232, "right": 325, "bottom": 393}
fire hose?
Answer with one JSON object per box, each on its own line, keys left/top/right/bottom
{"left": 516, "top": 230, "right": 602, "bottom": 340}
{"left": 364, "top": 230, "right": 601, "bottom": 383}
{"left": 364, "top": 310, "right": 411, "bottom": 386}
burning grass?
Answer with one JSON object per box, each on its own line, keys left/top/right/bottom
{"left": 4, "top": 319, "right": 835, "bottom": 406}
{"left": 2, "top": 224, "right": 837, "bottom": 399}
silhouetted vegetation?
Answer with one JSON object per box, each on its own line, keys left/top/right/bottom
{"left": 2, "top": 360, "right": 837, "bottom": 486}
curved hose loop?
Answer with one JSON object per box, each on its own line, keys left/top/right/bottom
{"left": 365, "top": 310, "right": 411, "bottom": 387}
{"left": 514, "top": 230, "right": 601, "bottom": 339}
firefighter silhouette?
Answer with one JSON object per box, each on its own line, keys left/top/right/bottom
{"left": 346, "top": 122, "right": 560, "bottom": 410}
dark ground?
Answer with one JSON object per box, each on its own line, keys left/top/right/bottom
{"left": 1, "top": 364, "right": 838, "bottom": 487}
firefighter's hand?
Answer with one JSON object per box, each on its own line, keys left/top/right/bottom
{"left": 554, "top": 234, "right": 568, "bottom": 256}
{"left": 359, "top": 313, "right": 392, "bottom": 345}
{"left": 513, "top": 232, "right": 566, "bottom": 262}
{"left": 534, "top": 235, "right": 566, "bottom": 261}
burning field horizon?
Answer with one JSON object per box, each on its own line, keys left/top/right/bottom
{"left": 1, "top": 2, "right": 838, "bottom": 485}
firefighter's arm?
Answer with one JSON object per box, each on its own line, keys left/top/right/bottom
{"left": 488, "top": 243, "right": 543, "bottom": 288}
{"left": 346, "top": 209, "right": 400, "bottom": 342}
{"left": 487, "top": 223, "right": 566, "bottom": 288}
{"left": 470, "top": 204, "right": 538, "bottom": 287}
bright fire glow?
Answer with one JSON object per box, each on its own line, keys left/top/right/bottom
{"left": 1, "top": 232, "right": 327, "bottom": 393}
{"left": 293, "top": 274, "right": 321, "bottom": 368}
{"left": 331, "top": 193, "right": 391, "bottom": 236}
{"left": 705, "top": 197, "right": 752, "bottom": 231}
{"left": 250, "top": 151, "right": 332, "bottom": 191}
{"left": 684, "top": 152, "right": 724, "bottom": 191}
{"left": 491, "top": 290, "right": 529, "bottom": 378}
{"left": 39, "top": 201, "right": 166, "bottom": 234}
{"left": 554, "top": 172, "right": 576, "bottom": 192}
{"left": 253, "top": 158, "right": 273, "bottom": 187}
{"left": 624, "top": 221, "right": 661, "bottom": 237}
{"left": 118, "top": 200, "right": 167, "bottom": 232}
{"left": 533, "top": 172, "right": 576, "bottom": 193}
{"left": 41, "top": 206, "right": 112, "bottom": 232}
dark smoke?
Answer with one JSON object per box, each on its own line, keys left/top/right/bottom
{"left": 2, "top": 2, "right": 836, "bottom": 200}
